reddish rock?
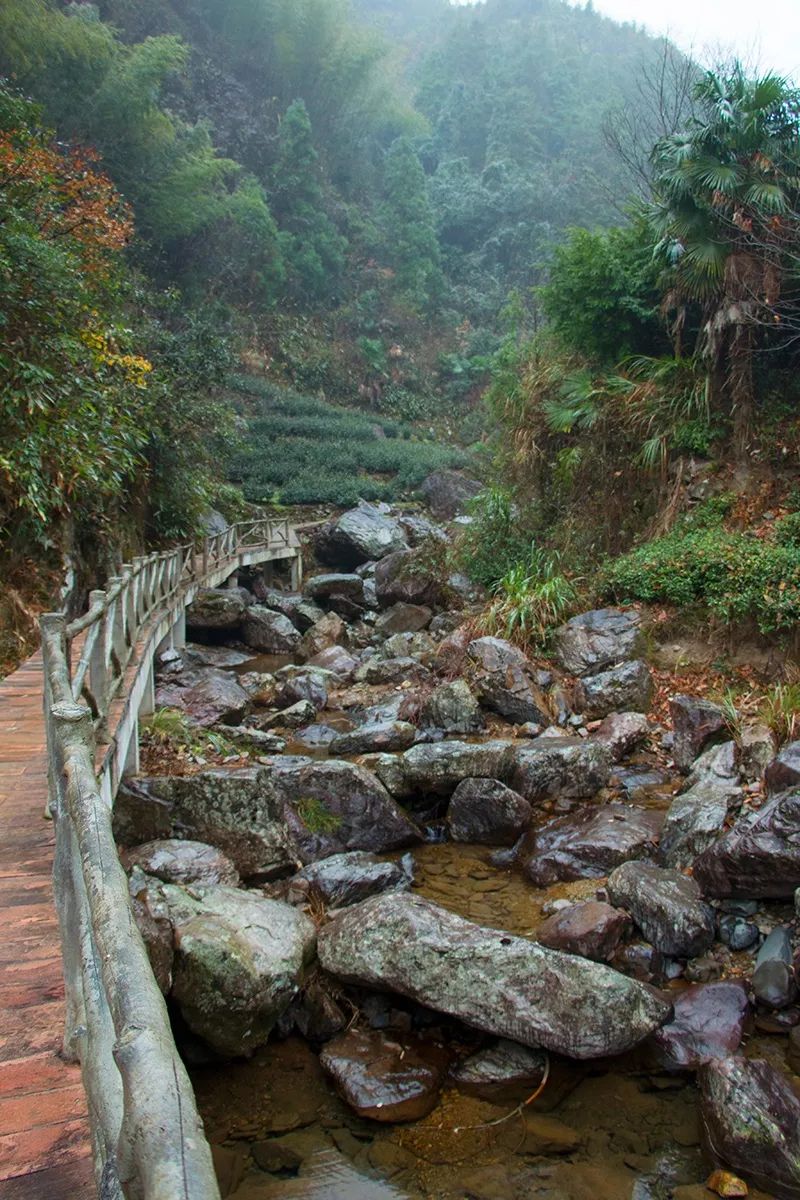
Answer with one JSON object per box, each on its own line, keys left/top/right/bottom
{"left": 692, "top": 788, "right": 800, "bottom": 899}
{"left": 536, "top": 901, "right": 631, "bottom": 962}
{"left": 651, "top": 982, "right": 750, "bottom": 1070}
{"left": 520, "top": 803, "right": 664, "bottom": 887}
{"left": 451, "top": 1039, "right": 548, "bottom": 1103}
{"left": 670, "top": 694, "right": 727, "bottom": 772}
{"left": 320, "top": 1028, "right": 448, "bottom": 1122}
{"left": 448, "top": 777, "right": 532, "bottom": 846}
{"left": 590, "top": 712, "right": 650, "bottom": 762}
{"left": 765, "top": 740, "right": 800, "bottom": 795}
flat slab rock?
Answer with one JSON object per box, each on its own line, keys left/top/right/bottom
{"left": 297, "top": 852, "right": 410, "bottom": 909}
{"left": 520, "top": 803, "right": 664, "bottom": 887}
{"left": 320, "top": 1028, "right": 447, "bottom": 1122}
{"left": 554, "top": 608, "right": 645, "bottom": 676}
{"left": 318, "top": 893, "right": 671, "bottom": 1060}
{"left": 451, "top": 1039, "right": 548, "bottom": 1103}
{"left": 607, "top": 860, "right": 715, "bottom": 958}
{"left": 701, "top": 1056, "right": 800, "bottom": 1199}
{"left": 121, "top": 838, "right": 239, "bottom": 887}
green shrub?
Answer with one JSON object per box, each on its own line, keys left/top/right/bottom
{"left": 457, "top": 488, "right": 539, "bottom": 590}
{"left": 479, "top": 554, "right": 578, "bottom": 651}
{"left": 604, "top": 522, "right": 800, "bottom": 634}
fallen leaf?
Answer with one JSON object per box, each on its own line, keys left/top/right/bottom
{"left": 707, "top": 1169, "right": 748, "bottom": 1197}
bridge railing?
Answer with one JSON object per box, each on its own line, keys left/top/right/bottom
{"left": 40, "top": 518, "right": 300, "bottom": 1200}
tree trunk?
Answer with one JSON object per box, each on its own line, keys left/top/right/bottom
{"left": 729, "top": 320, "right": 755, "bottom": 460}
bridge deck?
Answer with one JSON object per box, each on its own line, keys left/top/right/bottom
{"left": 0, "top": 653, "right": 94, "bottom": 1196}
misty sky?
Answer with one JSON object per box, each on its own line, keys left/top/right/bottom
{"left": 568, "top": 0, "right": 800, "bottom": 80}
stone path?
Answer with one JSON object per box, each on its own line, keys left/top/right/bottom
{"left": 0, "top": 653, "right": 93, "bottom": 1196}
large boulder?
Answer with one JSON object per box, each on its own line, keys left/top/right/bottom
{"left": 259, "top": 590, "right": 324, "bottom": 633}
{"left": 154, "top": 667, "right": 250, "bottom": 728}
{"left": 374, "top": 548, "right": 442, "bottom": 609}
{"left": 669, "top": 694, "right": 728, "bottom": 772}
{"left": 274, "top": 668, "right": 329, "bottom": 711}
{"left": 421, "top": 679, "right": 483, "bottom": 735}
{"left": 700, "top": 1056, "right": 800, "bottom": 1199}
{"left": 466, "top": 637, "right": 550, "bottom": 726}
{"left": 115, "top": 769, "right": 294, "bottom": 880}
{"left": 520, "top": 803, "right": 663, "bottom": 887}
{"left": 297, "top": 852, "right": 410, "bottom": 909}
{"left": 692, "top": 788, "right": 800, "bottom": 899}
{"left": 574, "top": 660, "right": 653, "bottom": 720}
{"left": 242, "top": 606, "right": 302, "bottom": 654}
{"left": 554, "top": 609, "right": 645, "bottom": 676}
{"left": 397, "top": 740, "right": 515, "bottom": 798}
{"left": 509, "top": 738, "right": 611, "bottom": 802}
{"left": 305, "top": 573, "right": 366, "bottom": 603}
{"left": 274, "top": 758, "right": 421, "bottom": 863}
{"left": 316, "top": 502, "right": 408, "bottom": 569}
{"left": 447, "top": 778, "right": 532, "bottom": 846}
{"left": 129, "top": 871, "right": 174, "bottom": 994}
{"left": 375, "top": 603, "right": 432, "bottom": 636}
{"left": 300, "top": 613, "right": 347, "bottom": 661}
{"left": 650, "top": 982, "right": 750, "bottom": 1071}
{"left": 535, "top": 901, "right": 631, "bottom": 963}
{"left": 606, "top": 861, "right": 716, "bottom": 958}
{"left": 186, "top": 588, "right": 245, "bottom": 632}
{"left": 765, "top": 740, "right": 800, "bottom": 794}
{"left": 659, "top": 744, "right": 742, "bottom": 869}
{"left": 320, "top": 1028, "right": 446, "bottom": 1122}
{"left": 420, "top": 470, "right": 482, "bottom": 519}
{"left": 121, "top": 839, "right": 239, "bottom": 887}
{"left": 318, "top": 893, "right": 671, "bottom": 1060}
{"left": 163, "top": 884, "right": 316, "bottom": 1057}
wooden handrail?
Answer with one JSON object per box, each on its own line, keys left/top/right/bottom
{"left": 40, "top": 518, "right": 302, "bottom": 1199}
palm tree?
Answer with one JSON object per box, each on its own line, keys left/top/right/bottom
{"left": 649, "top": 65, "right": 800, "bottom": 452}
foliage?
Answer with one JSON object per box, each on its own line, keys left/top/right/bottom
{"left": 479, "top": 553, "right": 578, "bottom": 652}
{"left": 759, "top": 683, "right": 800, "bottom": 746}
{"left": 539, "top": 222, "right": 667, "bottom": 365}
{"left": 379, "top": 136, "right": 443, "bottom": 308}
{"left": 457, "top": 488, "right": 539, "bottom": 590}
{"left": 603, "top": 504, "right": 800, "bottom": 634}
{"left": 229, "top": 376, "right": 465, "bottom": 507}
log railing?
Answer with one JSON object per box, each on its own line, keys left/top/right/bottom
{"left": 39, "top": 519, "right": 300, "bottom": 1199}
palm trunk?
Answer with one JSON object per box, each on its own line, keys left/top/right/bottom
{"left": 729, "top": 321, "right": 754, "bottom": 460}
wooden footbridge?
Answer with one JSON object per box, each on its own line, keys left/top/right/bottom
{"left": 0, "top": 520, "right": 302, "bottom": 1198}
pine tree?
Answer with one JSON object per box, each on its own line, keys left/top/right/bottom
{"left": 380, "top": 136, "right": 443, "bottom": 308}
{"left": 270, "top": 99, "right": 347, "bottom": 301}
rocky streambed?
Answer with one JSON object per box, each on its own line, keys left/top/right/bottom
{"left": 117, "top": 492, "right": 800, "bottom": 1199}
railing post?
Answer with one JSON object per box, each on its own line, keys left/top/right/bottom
{"left": 87, "top": 590, "right": 109, "bottom": 733}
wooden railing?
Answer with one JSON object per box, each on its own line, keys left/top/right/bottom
{"left": 39, "top": 520, "right": 300, "bottom": 1200}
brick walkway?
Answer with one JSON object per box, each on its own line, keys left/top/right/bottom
{"left": 0, "top": 653, "right": 94, "bottom": 1196}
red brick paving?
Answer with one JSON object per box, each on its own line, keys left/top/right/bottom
{"left": 0, "top": 653, "right": 94, "bottom": 1196}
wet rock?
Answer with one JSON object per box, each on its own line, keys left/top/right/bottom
{"left": 306, "top": 644, "right": 358, "bottom": 680}
{"left": 275, "top": 670, "right": 329, "bottom": 711}
{"left": 692, "top": 788, "right": 800, "bottom": 899}
{"left": 536, "top": 901, "right": 631, "bottom": 962}
{"left": 611, "top": 940, "right": 664, "bottom": 985}
{"left": 356, "top": 655, "right": 431, "bottom": 686}
{"left": 154, "top": 667, "right": 250, "bottom": 728}
{"left": 736, "top": 723, "right": 777, "bottom": 783}
{"left": 420, "top": 470, "right": 482, "bottom": 519}
{"left": 509, "top": 738, "right": 611, "bottom": 802}
{"left": 163, "top": 884, "right": 316, "bottom": 1057}
{"left": 554, "top": 608, "right": 645, "bottom": 676}
{"left": 590, "top": 712, "right": 650, "bottom": 761}
{"left": 451, "top": 1039, "right": 548, "bottom": 1103}
{"left": 420, "top": 679, "right": 483, "bottom": 735}
{"left": 651, "top": 982, "right": 750, "bottom": 1070}
{"left": 329, "top": 721, "right": 416, "bottom": 756}
{"left": 701, "top": 1056, "right": 800, "bottom": 1199}
{"left": 607, "top": 861, "right": 715, "bottom": 958}
{"left": 257, "top": 700, "right": 318, "bottom": 731}
{"left": 292, "top": 972, "right": 348, "bottom": 1042}
{"left": 669, "top": 694, "right": 728, "bottom": 772}
{"left": 316, "top": 503, "right": 408, "bottom": 569}
{"left": 320, "top": 1028, "right": 447, "bottom": 1122}
{"left": 375, "top": 603, "right": 432, "bottom": 636}
{"left": 258, "top": 589, "right": 324, "bottom": 632}
{"left": 766, "top": 740, "right": 800, "bottom": 795}
{"left": 399, "top": 739, "right": 514, "bottom": 797}
{"left": 305, "top": 573, "right": 366, "bottom": 603}
{"left": 435, "top": 622, "right": 473, "bottom": 674}
{"left": 660, "top": 751, "right": 742, "bottom": 869}
{"left": 291, "top": 723, "right": 341, "bottom": 751}
{"left": 115, "top": 769, "right": 294, "bottom": 880}
{"left": 183, "top": 644, "right": 253, "bottom": 670}
{"left": 300, "top": 613, "right": 347, "bottom": 661}
{"left": 275, "top": 758, "right": 421, "bottom": 863}
{"left": 374, "top": 548, "right": 443, "bottom": 609}
{"left": 121, "top": 838, "right": 239, "bottom": 887}
{"left": 718, "top": 914, "right": 759, "bottom": 951}
{"left": 753, "top": 927, "right": 797, "bottom": 1010}
{"left": 242, "top": 606, "right": 302, "bottom": 654}
{"left": 520, "top": 803, "right": 663, "bottom": 887}
{"left": 318, "top": 893, "right": 671, "bottom": 1059}
{"left": 466, "top": 637, "right": 550, "bottom": 725}
{"left": 575, "top": 660, "right": 653, "bottom": 720}
{"left": 380, "top": 631, "right": 436, "bottom": 662}
{"left": 400, "top": 513, "right": 446, "bottom": 547}
{"left": 447, "top": 778, "right": 532, "bottom": 846}
{"left": 129, "top": 870, "right": 173, "bottom": 993}
{"left": 297, "top": 852, "right": 410, "bottom": 909}
{"left": 186, "top": 588, "right": 246, "bottom": 632}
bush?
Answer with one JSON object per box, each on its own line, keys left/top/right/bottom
{"left": 457, "top": 488, "right": 539, "bottom": 590}
{"left": 604, "top": 517, "right": 800, "bottom": 634}
{"left": 479, "top": 555, "right": 578, "bottom": 651}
